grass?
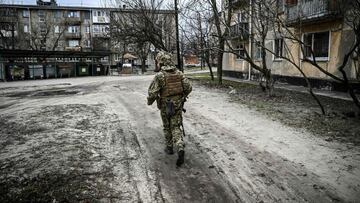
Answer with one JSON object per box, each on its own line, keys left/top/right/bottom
{"left": 189, "top": 75, "right": 360, "bottom": 146}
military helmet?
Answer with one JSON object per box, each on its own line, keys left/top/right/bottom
{"left": 156, "top": 51, "right": 174, "bottom": 66}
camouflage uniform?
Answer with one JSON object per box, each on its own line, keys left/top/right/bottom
{"left": 147, "top": 52, "right": 192, "bottom": 166}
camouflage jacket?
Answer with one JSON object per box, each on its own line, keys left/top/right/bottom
{"left": 147, "top": 65, "right": 192, "bottom": 110}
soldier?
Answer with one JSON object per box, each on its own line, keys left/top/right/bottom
{"left": 147, "top": 51, "right": 192, "bottom": 167}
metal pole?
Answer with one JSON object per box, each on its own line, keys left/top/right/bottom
{"left": 174, "top": 0, "right": 182, "bottom": 72}
{"left": 248, "top": 0, "right": 253, "bottom": 81}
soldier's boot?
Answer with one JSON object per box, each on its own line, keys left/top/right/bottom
{"left": 176, "top": 150, "right": 185, "bottom": 166}
{"left": 164, "top": 146, "right": 174, "bottom": 155}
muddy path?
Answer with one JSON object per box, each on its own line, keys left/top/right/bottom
{"left": 1, "top": 76, "right": 360, "bottom": 202}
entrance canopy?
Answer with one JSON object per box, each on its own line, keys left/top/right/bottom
{"left": 123, "top": 53, "right": 137, "bottom": 59}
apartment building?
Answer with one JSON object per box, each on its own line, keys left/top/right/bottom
{"left": 0, "top": 0, "right": 176, "bottom": 81}
{"left": 222, "top": 0, "right": 359, "bottom": 90}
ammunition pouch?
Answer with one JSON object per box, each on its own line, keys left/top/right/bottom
{"left": 165, "top": 99, "right": 175, "bottom": 118}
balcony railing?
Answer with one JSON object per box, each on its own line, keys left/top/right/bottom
{"left": 65, "top": 46, "right": 81, "bottom": 51}
{"left": 64, "top": 17, "right": 81, "bottom": 24}
{"left": 227, "top": 0, "right": 249, "bottom": 8}
{"left": 286, "top": 0, "right": 341, "bottom": 24}
{"left": 64, "top": 32, "right": 81, "bottom": 38}
{"left": 228, "top": 22, "right": 249, "bottom": 40}
{"left": 0, "top": 30, "right": 18, "bottom": 37}
{"left": 93, "top": 32, "right": 110, "bottom": 38}
{"left": 0, "top": 16, "right": 17, "bottom": 22}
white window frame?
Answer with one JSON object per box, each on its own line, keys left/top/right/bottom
{"left": 54, "top": 25, "right": 60, "bottom": 33}
{"left": 24, "top": 24, "right": 29, "bottom": 33}
{"left": 23, "top": 10, "right": 29, "bottom": 18}
{"left": 68, "top": 40, "right": 79, "bottom": 47}
{"left": 67, "top": 11, "right": 80, "bottom": 18}
{"left": 254, "top": 41, "right": 262, "bottom": 61}
{"left": 302, "top": 31, "right": 330, "bottom": 62}
{"left": 68, "top": 26, "right": 80, "bottom": 33}
{"left": 84, "top": 40, "right": 91, "bottom": 47}
{"left": 93, "top": 25, "right": 100, "bottom": 33}
{"left": 85, "top": 26, "right": 90, "bottom": 33}
{"left": 114, "top": 54, "right": 122, "bottom": 61}
{"left": 235, "top": 44, "right": 245, "bottom": 60}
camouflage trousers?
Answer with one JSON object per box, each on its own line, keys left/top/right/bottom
{"left": 160, "top": 108, "right": 184, "bottom": 152}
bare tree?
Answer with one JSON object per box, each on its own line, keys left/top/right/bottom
{"left": 215, "top": 0, "right": 278, "bottom": 96}
{"left": 110, "top": 0, "right": 177, "bottom": 71}
{"left": 181, "top": 6, "right": 215, "bottom": 80}
{"left": 270, "top": 0, "right": 360, "bottom": 111}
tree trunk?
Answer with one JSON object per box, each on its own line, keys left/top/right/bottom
{"left": 265, "top": 69, "right": 274, "bottom": 97}
{"left": 141, "top": 58, "right": 146, "bottom": 74}
{"left": 205, "top": 49, "right": 214, "bottom": 81}
{"left": 205, "top": 59, "right": 214, "bottom": 81}
{"left": 217, "top": 40, "right": 225, "bottom": 85}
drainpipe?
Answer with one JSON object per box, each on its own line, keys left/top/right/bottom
{"left": 248, "top": 0, "right": 253, "bottom": 80}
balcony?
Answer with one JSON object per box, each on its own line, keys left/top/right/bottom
{"left": 64, "top": 32, "right": 81, "bottom": 38}
{"left": 227, "top": 0, "right": 249, "bottom": 8}
{"left": 228, "top": 22, "right": 249, "bottom": 40}
{"left": 286, "top": 0, "right": 341, "bottom": 25}
{"left": 82, "top": 47, "right": 92, "bottom": 52}
{"left": 93, "top": 33, "right": 110, "bottom": 38}
{"left": 65, "top": 46, "right": 81, "bottom": 51}
{"left": 2, "top": 16, "right": 17, "bottom": 23}
{"left": 0, "top": 30, "right": 18, "bottom": 37}
{"left": 64, "top": 17, "right": 82, "bottom": 25}
{"left": 93, "top": 45, "right": 109, "bottom": 51}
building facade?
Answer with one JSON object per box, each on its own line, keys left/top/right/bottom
{"left": 222, "top": 0, "right": 359, "bottom": 90}
{"left": 0, "top": 0, "right": 176, "bottom": 81}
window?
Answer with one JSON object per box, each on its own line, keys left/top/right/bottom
{"left": 68, "top": 26, "right": 80, "bottom": 33}
{"left": 303, "top": 31, "right": 330, "bottom": 60}
{"left": 93, "top": 11, "right": 97, "bottom": 16}
{"left": 38, "top": 10, "right": 45, "bottom": 17}
{"left": 85, "top": 26, "right": 90, "bottom": 33}
{"left": 255, "top": 41, "right": 262, "bottom": 60}
{"left": 114, "top": 54, "right": 121, "bottom": 61}
{"left": 67, "top": 11, "right": 79, "bottom": 18}
{"left": 40, "top": 27, "right": 47, "bottom": 35}
{"left": 276, "top": 0, "right": 284, "bottom": 12}
{"left": 84, "top": 40, "right": 91, "bottom": 47}
{"left": 93, "top": 25, "right": 100, "bottom": 33}
{"left": 23, "top": 10, "right": 29, "bottom": 17}
{"left": 84, "top": 12, "right": 90, "bottom": 19}
{"left": 237, "top": 12, "right": 247, "bottom": 23}
{"left": 54, "top": 26, "right": 60, "bottom": 33}
{"left": 101, "top": 56, "right": 109, "bottom": 62}
{"left": 68, "top": 40, "right": 79, "bottom": 47}
{"left": 98, "top": 11, "right": 101, "bottom": 16}
{"left": 24, "top": 25, "right": 29, "bottom": 33}
{"left": 55, "top": 11, "right": 62, "bottom": 18}
{"left": 236, "top": 44, "right": 245, "bottom": 60}
{"left": 274, "top": 38, "right": 284, "bottom": 60}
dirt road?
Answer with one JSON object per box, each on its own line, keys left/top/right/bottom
{"left": 0, "top": 76, "right": 359, "bottom": 202}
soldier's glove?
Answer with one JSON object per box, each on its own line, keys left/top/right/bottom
{"left": 147, "top": 97, "right": 155, "bottom": 105}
